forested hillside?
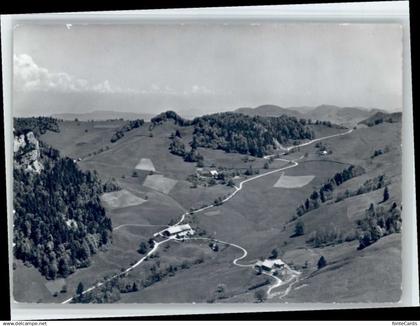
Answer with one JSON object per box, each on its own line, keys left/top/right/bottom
{"left": 153, "top": 111, "right": 319, "bottom": 158}
{"left": 13, "top": 118, "right": 112, "bottom": 280}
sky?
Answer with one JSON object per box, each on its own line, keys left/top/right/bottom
{"left": 13, "top": 23, "right": 403, "bottom": 117}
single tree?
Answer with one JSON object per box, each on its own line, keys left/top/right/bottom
{"left": 132, "top": 282, "right": 138, "bottom": 292}
{"left": 294, "top": 221, "right": 305, "bottom": 236}
{"left": 60, "top": 285, "right": 68, "bottom": 293}
{"left": 215, "top": 283, "right": 226, "bottom": 299}
{"left": 138, "top": 242, "right": 148, "bottom": 255}
{"left": 383, "top": 186, "right": 390, "bottom": 202}
{"left": 263, "top": 162, "right": 270, "bottom": 169}
{"left": 76, "top": 282, "right": 84, "bottom": 299}
{"left": 254, "top": 289, "right": 267, "bottom": 303}
{"left": 227, "top": 179, "right": 235, "bottom": 187}
{"left": 270, "top": 248, "right": 278, "bottom": 259}
{"left": 317, "top": 256, "right": 327, "bottom": 269}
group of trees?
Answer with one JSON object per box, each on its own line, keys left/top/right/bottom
{"left": 151, "top": 110, "right": 191, "bottom": 127}
{"left": 307, "top": 224, "right": 352, "bottom": 248}
{"left": 371, "top": 146, "right": 390, "bottom": 159}
{"left": 294, "top": 165, "right": 366, "bottom": 219}
{"left": 13, "top": 123, "right": 112, "bottom": 280}
{"left": 169, "top": 135, "right": 204, "bottom": 164}
{"left": 73, "top": 276, "right": 139, "bottom": 304}
{"left": 359, "top": 112, "right": 402, "bottom": 127}
{"left": 357, "top": 201, "right": 402, "bottom": 250}
{"left": 110, "top": 119, "right": 144, "bottom": 143}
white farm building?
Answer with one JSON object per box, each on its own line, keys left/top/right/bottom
{"left": 156, "top": 224, "right": 195, "bottom": 238}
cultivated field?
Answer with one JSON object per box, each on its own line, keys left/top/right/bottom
{"left": 101, "top": 189, "right": 147, "bottom": 209}
{"left": 143, "top": 174, "right": 178, "bottom": 194}
{"left": 135, "top": 158, "right": 156, "bottom": 172}
{"left": 273, "top": 174, "right": 315, "bottom": 188}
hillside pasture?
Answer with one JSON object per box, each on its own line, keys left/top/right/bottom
{"left": 118, "top": 239, "right": 271, "bottom": 303}
{"left": 278, "top": 234, "right": 401, "bottom": 303}
{"left": 39, "top": 120, "right": 126, "bottom": 159}
{"left": 101, "top": 189, "right": 147, "bottom": 209}
{"left": 194, "top": 160, "right": 347, "bottom": 260}
{"left": 13, "top": 260, "right": 57, "bottom": 303}
{"left": 44, "top": 278, "right": 66, "bottom": 295}
{"left": 273, "top": 174, "right": 315, "bottom": 188}
{"left": 168, "top": 181, "right": 232, "bottom": 212}
{"left": 309, "top": 124, "right": 348, "bottom": 139}
{"left": 107, "top": 191, "right": 185, "bottom": 228}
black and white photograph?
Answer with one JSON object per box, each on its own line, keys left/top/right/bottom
{"left": 1, "top": 1, "right": 418, "bottom": 320}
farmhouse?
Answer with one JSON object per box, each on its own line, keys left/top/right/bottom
{"left": 255, "top": 258, "right": 285, "bottom": 272}
{"left": 158, "top": 224, "right": 195, "bottom": 238}
{"left": 209, "top": 169, "right": 219, "bottom": 177}
{"left": 197, "top": 168, "right": 219, "bottom": 178}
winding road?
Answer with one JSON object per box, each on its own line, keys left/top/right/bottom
{"left": 61, "top": 128, "right": 353, "bottom": 304}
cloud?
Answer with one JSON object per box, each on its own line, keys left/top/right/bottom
{"left": 13, "top": 54, "right": 136, "bottom": 94}
{"left": 190, "top": 85, "right": 215, "bottom": 95}
{"left": 13, "top": 54, "right": 220, "bottom": 97}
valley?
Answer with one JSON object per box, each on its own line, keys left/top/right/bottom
{"left": 12, "top": 109, "right": 402, "bottom": 304}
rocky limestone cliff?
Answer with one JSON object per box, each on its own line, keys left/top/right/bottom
{"left": 14, "top": 131, "right": 43, "bottom": 173}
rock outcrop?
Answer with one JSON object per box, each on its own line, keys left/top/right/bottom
{"left": 13, "top": 131, "right": 43, "bottom": 173}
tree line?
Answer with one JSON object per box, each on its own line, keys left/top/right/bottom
{"left": 110, "top": 119, "right": 144, "bottom": 143}
{"left": 294, "top": 165, "right": 366, "bottom": 219}
{"left": 335, "top": 174, "right": 390, "bottom": 203}
{"left": 14, "top": 117, "right": 60, "bottom": 136}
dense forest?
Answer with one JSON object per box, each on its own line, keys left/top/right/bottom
{"left": 13, "top": 118, "right": 112, "bottom": 280}
{"left": 191, "top": 112, "right": 315, "bottom": 157}
{"left": 110, "top": 119, "right": 144, "bottom": 143}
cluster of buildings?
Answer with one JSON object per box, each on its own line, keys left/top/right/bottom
{"left": 254, "top": 258, "right": 285, "bottom": 273}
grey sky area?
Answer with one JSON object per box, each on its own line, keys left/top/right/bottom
{"left": 13, "top": 23, "right": 402, "bottom": 117}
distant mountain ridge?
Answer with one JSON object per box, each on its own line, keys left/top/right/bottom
{"left": 233, "top": 104, "right": 391, "bottom": 127}
{"left": 235, "top": 105, "right": 303, "bottom": 119}
{"left": 52, "top": 110, "right": 154, "bottom": 121}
